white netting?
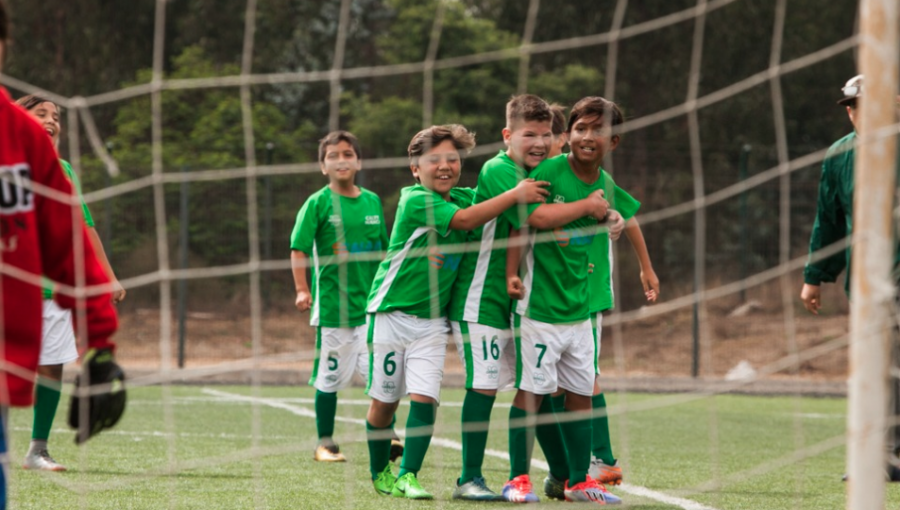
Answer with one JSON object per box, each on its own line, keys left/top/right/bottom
{"left": 3, "top": 1, "right": 898, "bottom": 509}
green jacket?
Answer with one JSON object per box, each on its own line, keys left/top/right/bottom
{"left": 803, "top": 131, "right": 900, "bottom": 295}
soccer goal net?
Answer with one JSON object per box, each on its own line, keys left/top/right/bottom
{"left": 3, "top": 1, "right": 898, "bottom": 509}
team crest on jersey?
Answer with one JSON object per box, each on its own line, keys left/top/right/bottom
{"left": 552, "top": 194, "right": 566, "bottom": 204}
{"left": 365, "top": 215, "right": 381, "bottom": 225}
{"left": 0, "top": 164, "right": 35, "bottom": 215}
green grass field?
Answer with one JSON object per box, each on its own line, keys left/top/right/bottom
{"left": 8, "top": 385, "right": 900, "bottom": 509}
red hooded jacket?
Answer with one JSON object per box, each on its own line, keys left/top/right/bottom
{"left": 0, "top": 87, "right": 117, "bottom": 406}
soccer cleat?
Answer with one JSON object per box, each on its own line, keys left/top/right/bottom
{"left": 390, "top": 436, "right": 404, "bottom": 463}
{"left": 589, "top": 457, "right": 623, "bottom": 486}
{"left": 565, "top": 477, "right": 623, "bottom": 505}
{"left": 502, "top": 474, "right": 539, "bottom": 503}
{"left": 391, "top": 472, "right": 434, "bottom": 500}
{"left": 543, "top": 473, "right": 566, "bottom": 500}
{"left": 313, "top": 443, "right": 347, "bottom": 462}
{"left": 372, "top": 464, "right": 396, "bottom": 495}
{"left": 452, "top": 476, "right": 505, "bottom": 501}
{"left": 22, "top": 449, "right": 67, "bottom": 472}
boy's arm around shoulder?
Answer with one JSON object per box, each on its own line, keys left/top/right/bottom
{"left": 448, "top": 178, "right": 549, "bottom": 231}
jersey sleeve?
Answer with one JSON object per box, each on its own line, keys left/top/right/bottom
{"left": 404, "top": 187, "right": 462, "bottom": 237}
{"left": 32, "top": 133, "right": 117, "bottom": 350}
{"left": 60, "top": 160, "right": 95, "bottom": 228}
{"left": 612, "top": 184, "right": 640, "bottom": 221}
{"left": 804, "top": 155, "right": 847, "bottom": 285}
{"left": 290, "top": 195, "right": 319, "bottom": 254}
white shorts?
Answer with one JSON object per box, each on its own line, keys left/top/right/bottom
{"left": 40, "top": 300, "right": 79, "bottom": 366}
{"left": 451, "top": 321, "right": 515, "bottom": 391}
{"left": 366, "top": 311, "right": 448, "bottom": 404}
{"left": 309, "top": 325, "right": 369, "bottom": 392}
{"left": 513, "top": 314, "right": 596, "bottom": 396}
{"left": 592, "top": 312, "right": 602, "bottom": 375}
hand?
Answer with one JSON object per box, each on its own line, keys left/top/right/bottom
{"left": 800, "top": 283, "right": 821, "bottom": 315}
{"left": 513, "top": 178, "right": 550, "bottom": 204}
{"left": 586, "top": 190, "right": 609, "bottom": 221}
{"left": 68, "top": 347, "right": 127, "bottom": 445}
{"left": 295, "top": 291, "right": 312, "bottom": 312}
{"left": 507, "top": 275, "right": 525, "bottom": 300}
{"left": 641, "top": 267, "right": 660, "bottom": 303}
{"left": 605, "top": 210, "right": 625, "bottom": 241}
{"left": 111, "top": 280, "right": 127, "bottom": 304}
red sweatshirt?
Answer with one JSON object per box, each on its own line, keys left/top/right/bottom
{"left": 0, "top": 87, "right": 118, "bottom": 407}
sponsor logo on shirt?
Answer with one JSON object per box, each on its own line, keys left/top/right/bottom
{"left": 0, "top": 164, "right": 35, "bottom": 215}
{"left": 554, "top": 228, "right": 592, "bottom": 248}
{"left": 552, "top": 194, "right": 566, "bottom": 204}
{"left": 328, "top": 214, "right": 342, "bottom": 225}
{"left": 332, "top": 240, "right": 383, "bottom": 255}
{"left": 365, "top": 215, "right": 381, "bottom": 225}
{"left": 428, "top": 246, "right": 462, "bottom": 271}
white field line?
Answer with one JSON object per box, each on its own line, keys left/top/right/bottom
{"left": 202, "top": 388, "right": 721, "bottom": 510}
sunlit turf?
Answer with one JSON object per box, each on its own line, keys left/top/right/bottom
{"left": 7, "top": 385, "right": 900, "bottom": 509}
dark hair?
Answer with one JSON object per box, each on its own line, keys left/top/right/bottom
{"left": 16, "top": 94, "right": 62, "bottom": 113}
{"left": 318, "top": 130, "right": 361, "bottom": 163}
{"left": 567, "top": 96, "right": 624, "bottom": 133}
{"left": 506, "top": 94, "right": 551, "bottom": 129}
{"left": 549, "top": 104, "right": 567, "bottom": 136}
{"left": 408, "top": 124, "right": 476, "bottom": 166}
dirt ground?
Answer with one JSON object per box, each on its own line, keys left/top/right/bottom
{"left": 112, "top": 284, "right": 852, "bottom": 385}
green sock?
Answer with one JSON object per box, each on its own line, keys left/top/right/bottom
{"left": 591, "top": 393, "right": 616, "bottom": 465}
{"left": 508, "top": 405, "right": 535, "bottom": 480}
{"left": 460, "top": 390, "right": 495, "bottom": 484}
{"left": 314, "top": 390, "right": 338, "bottom": 440}
{"left": 32, "top": 377, "right": 62, "bottom": 441}
{"left": 559, "top": 403, "right": 592, "bottom": 485}
{"left": 398, "top": 401, "right": 437, "bottom": 478}
{"left": 535, "top": 394, "right": 569, "bottom": 481}
{"left": 366, "top": 418, "right": 394, "bottom": 479}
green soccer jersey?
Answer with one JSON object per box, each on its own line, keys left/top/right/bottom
{"left": 367, "top": 184, "right": 475, "bottom": 320}
{"left": 588, "top": 171, "right": 641, "bottom": 313}
{"left": 514, "top": 154, "right": 601, "bottom": 324}
{"left": 448, "top": 151, "right": 531, "bottom": 329}
{"left": 290, "top": 186, "right": 388, "bottom": 328}
{"left": 43, "top": 159, "right": 95, "bottom": 299}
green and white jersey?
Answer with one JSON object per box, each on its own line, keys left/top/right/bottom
{"left": 290, "top": 185, "right": 387, "bottom": 328}
{"left": 449, "top": 151, "right": 531, "bottom": 329}
{"left": 589, "top": 171, "right": 640, "bottom": 313}
{"left": 43, "top": 159, "right": 95, "bottom": 300}
{"left": 514, "top": 154, "right": 600, "bottom": 324}
{"left": 367, "top": 185, "right": 474, "bottom": 319}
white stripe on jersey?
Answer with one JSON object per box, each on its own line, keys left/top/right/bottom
{"left": 367, "top": 226, "right": 430, "bottom": 313}
{"left": 608, "top": 237, "right": 615, "bottom": 306}
{"left": 462, "top": 217, "right": 497, "bottom": 323}
{"left": 310, "top": 241, "right": 321, "bottom": 326}
{"left": 514, "top": 229, "right": 537, "bottom": 317}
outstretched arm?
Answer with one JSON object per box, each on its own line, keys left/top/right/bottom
{"left": 624, "top": 217, "right": 659, "bottom": 302}
{"left": 527, "top": 189, "right": 609, "bottom": 230}
{"left": 449, "top": 178, "right": 549, "bottom": 231}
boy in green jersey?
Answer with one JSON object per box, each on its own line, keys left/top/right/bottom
{"left": 16, "top": 95, "right": 124, "bottom": 472}
{"left": 504, "top": 97, "right": 634, "bottom": 505}
{"left": 291, "top": 131, "right": 391, "bottom": 462}
{"left": 445, "top": 95, "right": 612, "bottom": 502}
{"left": 364, "top": 124, "right": 549, "bottom": 500}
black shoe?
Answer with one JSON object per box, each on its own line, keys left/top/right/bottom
{"left": 842, "top": 465, "right": 900, "bottom": 482}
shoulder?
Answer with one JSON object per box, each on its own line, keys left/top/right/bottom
{"left": 358, "top": 187, "right": 383, "bottom": 204}
{"left": 450, "top": 187, "right": 476, "bottom": 205}
{"left": 531, "top": 154, "right": 569, "bottom": 180}
{"left": 824, "top": 132, "right": 855, "bottom": 160}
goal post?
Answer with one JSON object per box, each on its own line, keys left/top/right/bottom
{"left": 847, "top": 1, "right": 899, "bottom": 509}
